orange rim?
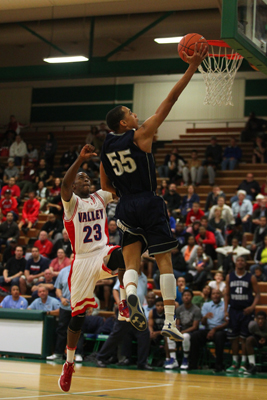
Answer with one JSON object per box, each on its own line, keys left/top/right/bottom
{"left": 207, "top": 40, "right": 243, "bottom": 59}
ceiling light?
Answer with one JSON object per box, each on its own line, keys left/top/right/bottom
{"left": 43, "top": 56, "right": 89, "bottom": 63}
{"left": 154, "top": 37, "right": 184, "bottom": 44}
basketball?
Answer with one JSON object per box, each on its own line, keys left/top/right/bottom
{"left": 178, "top": 33, "right": 208, "bottom": 63}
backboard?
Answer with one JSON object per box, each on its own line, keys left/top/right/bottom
{"left": 221, "top": 0, "right": 267, "bottom": 74}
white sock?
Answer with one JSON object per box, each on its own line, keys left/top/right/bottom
{"left": 67, "top": 346, "right": 76, "bottom": 363}
{"left": 160, "top": 274, "right": 176, "bottom": 323}
{"left": 233, "top": 355, "right": 239, "bottom": 363}
{"left": 164, "top": 305, "right": 175, "bottom": 323}
{"left": 241, "top": 355, "right": 247, "bottom": 363}
{"left": 248, "top": 355, "right": 255, "bottom": 365}
{"left": 123, "top": 270, "right": 138, "bottom": 297}
{"left": 120, "top": 285, "right": 126, "bottom": 301}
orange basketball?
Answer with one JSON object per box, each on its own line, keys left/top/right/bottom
{"left": 178, "top": 33, "right": 208, "bottom": 63}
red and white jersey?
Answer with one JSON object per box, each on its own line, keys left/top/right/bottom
{"left": 62, "top": 190, "right": 112, "bottom": 255}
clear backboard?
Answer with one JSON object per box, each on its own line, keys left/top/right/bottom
{"left": 221, "top": 0, "right": 267, "bottom": 73}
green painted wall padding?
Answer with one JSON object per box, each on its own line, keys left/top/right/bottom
{"left": 245, "top": 80, "right": 267, "bottom": 97}
{"left": 245, "top": 99, "right": 267, "bottom": 116}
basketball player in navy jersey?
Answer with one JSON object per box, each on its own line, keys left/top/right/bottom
{"left": 224, "top": 255, "right": 260, "bottom": 374}
{"left": 100, "top": 44, "right": 208, "bottom": 341}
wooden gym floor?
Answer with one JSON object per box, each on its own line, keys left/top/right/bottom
{"left": 0, "top": 360, "right": 266, "bottom": 400}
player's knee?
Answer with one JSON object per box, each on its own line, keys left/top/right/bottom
{"left": 68, "top": 313, "right": 85, "bottom": 332}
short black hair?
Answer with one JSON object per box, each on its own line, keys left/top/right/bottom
{"left": 182, "top": 289, "right": 194, "bottom": 298}
{"left": 106, "top": 105, "right": 125, "bottom": 132}
{"left": 256, "top": 311, "right": 267, "bottom": 319}
{"left": 155, "top": 296, "right": 163, "bottom": 304}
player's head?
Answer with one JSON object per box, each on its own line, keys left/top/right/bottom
{"left": 235, "top": 255, "right": 246, "bottom": 272}
{"left": 155, "top": 296, "right": 164, "bottom": 314}
{"left": 73, "top": 172, "right": 91, "bottom": 198}
{"left": 106, "top": 106, "right": 138, "bottom": 133}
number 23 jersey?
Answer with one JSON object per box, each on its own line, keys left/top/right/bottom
{"left": 62, "top": 190, "right": 112, "bottom": 255}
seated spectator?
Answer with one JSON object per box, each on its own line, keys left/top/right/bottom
{"left": 186, "top": 246, "right": 213, "bottom": 290}
{"left": 216, "top": 237, "right": 250, "bottom": 275}
{"left": 192, "top": 284, "right": 211, "bottom": 309}
{"left": 42, "top": 133, "right": 57, "bottom": 169}
{"left": 221, "top": 137, "right": 242, "bottom": 170}
{"left": 174, "top": 222, "right": 190, "bottom": 250}
{"left": 254, "top": 265, "right": 267, "bottom": 282}
{"left": 0, "top": 245, "right": 25, "bottom": 288}
{"left": 28, "top": 285, "right": 60, "bottom": 316}
{"left": 244, "top": 311, "right": 267, "bottom": 375}
{"left": 17, "top": 159, "right": 37, "bottom": 199}
{"left": 3, "top": 158, "right": 19, "bottom": 184}
{"left": 167, "top": 208, "right": 176, "bottom": 233}
{"left": 41, "top": 213, "right": 63, "bottom": 244}
{"left": 163, "top": 183, "right": 181, "bottom": 217}
{"left": 208, "top": 271, "right": 226, "bottom": 293}
{"left": 0, "top": 189, "right": 19, "bottom": 221}
{"left": 157, "top": 179, "right": 168, "bottom": 197}
{"left": 175, "top": 276, "right": 188, "bottom": 306}
{"left": 176, "top": 289, "right": 201, "bottom": 370}
{"left": 35, "top": 158, "right": 53, "bottom": 186}
{"left": 252, "top": 136, "right": 266, "bottom": 163}
{"left": 195, "top": 226, "right": 216, "bottom": 258}
{"left": 182, "top": 150, "right": 201, "bottom": 186}
{"left": 60, "top": 146, "right": 78, "bottom": 174}
{"left": 148, "top": 297, "right": 169, "bottom": 367}
{"left": 209, "top": 196, "right": 235, "bottom": 226}
{"left": 108, "top": 219, "right": 120, "bottom": 245}
{"left": 252, "top": 193, "right": 265, "bottom": 212}
{"left": 180, "top": 185, "right": 200, "bottom": 218}
{"left": 1, "top": 177, "right": 20, "bottom": 202}
{"left": 185, "top": 202, "right": 205, "bottom": 227}
{"left": 231, "top": 173, "right": 261, "bottom": 203}
{"left": 26, "top": 143, "right": 38, "bottom": 163}
{"left": 197, "top": 136, "right": 222, "bottom": 186}
{"left": 232, "top": 190, "right": 253, "bottom": 232}
{"left": 181, "top": 235, "right": 198, "bottom": 266}
{"left": 189, "top": 288, "right": 228, "bottom": 372}
{"left": 250, "top": 235, "right": 267, "bottom": 277}
{"left": 50, "top": 229, "right": 72, "bottom": 259}
{"left": 250, "top": 216, "right": 267, "bottom": 252}
{"left": 46, "top": 181, "right": 63, "bottom": 217}
{"left": 93, "top": 123, "right": 109, "bottom": 151}
{"left": 0, "top": 212, "right": 19, "bottom": 246}
{"left": 158, "top": 148, "right": 186, "bottom": 178}
{"left": 252, "top": 198, "right": 267, "bottom": 227}
{"left": 209, "top": 207, "right": 226, "bottom": 246}
{"left": 34, "top": 231, "right": 53, "bottom": 258}
{"left": 18, "top": 191, "right": 40, "bottom": 234}
{"left": 31, "top": 268, "right": 56, "bottom": 299}
{"left": 9, "top": 134, "right": 27, "bottom": 166}
{"left": 143, "top": 291, "right": 156, "bottom": 320}
{"left": 49, "top": 249, "right": 70, "bottom": 277}
{"left": 226, "top": 224, "right": 245, "bottom": 246}
{"left": 36, "top": 180, "right": 49, "bottom": 211}
{"left": 191, "top": 221, "right": 200, "bottom": 238}
{"left": 261, "top": 176, "right": 267, "bottom": 196}
{"left": 241, "top": 112, "right": 267, "bottom": 142}
{"left": 19, "top": 246, "right": 49, "bottom": 294}
{"left": 0, "top": 285, "right": 28, "bottom": 309}
{"left": 78, "top": 161, "right": 95, "bottom": 180}
{"left": 205, "top": 185, "right": 225, "bottom": 213}
{"left": 2, "top": 239, "right": 17, "bottom": 267}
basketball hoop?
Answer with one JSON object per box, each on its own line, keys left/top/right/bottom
{"left": 198, "top": 40, "right": 243, "bottom": 106}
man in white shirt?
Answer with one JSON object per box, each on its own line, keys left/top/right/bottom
{"left": 9, "top": 135, "right": 27, "bottom": 166}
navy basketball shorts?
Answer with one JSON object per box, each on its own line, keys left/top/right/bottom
{"left": 227, "top": 307, "right": 254, "bottom": 339}
{"left": 115, "top": 192, "right": 178, "bottom": 256}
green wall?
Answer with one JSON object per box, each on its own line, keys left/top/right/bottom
{"left": 245, "top": 79, "right": 267, "bottom": 116}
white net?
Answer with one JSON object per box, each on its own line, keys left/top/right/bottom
{"left": 198, "top": 45, "right": 243, "bottom": 106}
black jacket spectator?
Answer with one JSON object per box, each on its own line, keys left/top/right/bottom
{"left": 42, "top": 218, "right": 63, "bottom": 240}
{"left": 2, "top": 243, "right": 16, "bottom": 267}
{"left": 252, "top": 225, "right": 267, "bottom": 248}
{"left": 163, "top": 184, "right": 181, "bottom": 212}
{"left": 0, "top": 219, "right": 19, "bottom": 242}
{"left": 252, "top": 208, "right": 267, "bottom": 221}
{"left": 203, "top": 137, "right": 222, "bottom": 166}
{"left": 5, "top": 256, "right": 26, "bottom": 279}
{"left": 50, "top": 238, "right": 72, "bottom": 259}
{"left": 205, "top": 189, "right": 225, "bottom": 212}
{"left": 60, "top": 147, "right": 77, "bottom": 171}
{"left": 237, "top": 175, "right": 261, "bottom": 200}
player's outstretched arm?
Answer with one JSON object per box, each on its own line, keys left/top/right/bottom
{"left": 100, "top": 162, "right": 117, "bottom": 195}
{"left": 135, "top": 44, "right": 208, "bottom": 148}
{"left": 61, "top": 144, "right": 97, "bottom": 202}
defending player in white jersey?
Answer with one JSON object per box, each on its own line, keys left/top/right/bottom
{"left": 58, "top": 144, "right": 126, "bottom": 392}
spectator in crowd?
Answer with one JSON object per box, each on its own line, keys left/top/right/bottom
{"left": 17, "top": 159, "right": 36, "bottom": 199}
{"left": 200, "top": 215, "right": 224, "bottom": 247}
{"left": 41, "top": 213, "right": 63, "bottom": 244}
{"left": 3, "top": 158, "right": 19, "bottom": 184}
{"left": 31, "top": 268, "right": 56, "bottom": 299}
{"left": 19, "top": 246, "right": 49, "bottom": 294}
{"left": 26, "top": 143, "right": 38, "bottom": 163}
{"left": 181, "top": 235, "right": 198, "bottom": 267}
{"left": 167, "top": 208, "right": 176, "bottom": 233}
{"left": 252, "top": 199, "right": 267, "bottom": 227}
{"left": 185, "top": 202, "right": 205, "bottom": 227}
{"left": 254, "top": 265, "right": 267, "bottom": 282}
{"left": 175, "top": 289, "right": 201, "bottom": 370}
{"left": 143, "top": 291, "right": 156, "bottom": 320}
{"left": 46, "top": 254, "right": 84, "bottom": 362}
{"left": 50, "top": 229, "right": 72, "bottom": 259}
{"left": 216, "top": 237, "right": 250, "bottom": 275}
{"left": 9, "top": 134, "right": 27, "bottom": 166}
{"left": 232, "top": 190, "right": 253, "bottom": 232}
{"left": 59, "top": 146, "right": 78, "bottom": 175}
{"left": 46, "top": 180, "right": 63, "bottom": 217}
{"left": 175, "top": 222, "right": 190, "bottom": 251}
{"left": 36, "top": 180, "right": 49, "bottom": 211}
{"left": 231, "top": 173, "right": 261, "bottom": 203}
{"left": 186, "top": 246, "right": 213, "bottom": 290}
{"left": 180, "top": 185, "right": 200, "bottom": 218}
{"left": 252, "top": 193, "right": 265, "bottom": 212}
{"left": 198, "top": 136, "right": 222, "bottom": 186}
{"left": 158, "top": 148, "right": 186, "bottom": 178}
{"left": 0, "top": 212, "right": 19, "bottom": 246}
{"left": 1, "top": 177, "right": 20, "bottom": 202}
{"left": 93, "top": 123, "right": 109, "bottom": 151}
{"left": 175, "top": 276, "right": 188, "bottom": 306}
{"left": 190, "top": 288, "right": 228, "bottom": 372}
{"left": 225, "top": 256, "right": 260, "bottom": 374}
{"left": 0, "top": 245, "right": 26, "bottom": 288}
{"left": 241, "top": 112, "right": 267, "bottom": 142}
{"left": 49, "top": 249, "right": 70, "bottom": 277}
{"left": 2, "top": 239, "right": 17, "bottom": 268}
{"left": 42, "top": 133, "right": 57, "bottom": 169}
{"left": 205, "top": 185, "right": 225, "bottom": 213}
{"left": 244, "top": 311, "right": 267, "bottom": 375}
{"left": 250, "top": 235, "right": 267, "bottom": 277}
{"left": 163, "top": 183, "right": 181, "bottom": 217}
{"left": 191, "top": 220, "right": 201, "bottom": 238}
{"left": 182, "top": 150, "right": 201, "bottom": 186}
{"left": 5, "top": 115, "right": 28, "bottom": 137}
{"left": 157, "top": 179, "right": 168, "bottom": 197}
{"left": 148, "top": 297, "right": 168, "bottom": 368}
{"left": 221, "top": 137, "right": 242, "bottom": 170}
{"left": 0, "top": 285, "right": 28, "bottom": 309}
{"left": 252, "top": 136, "right": 266, "bottom": 163}
{"left": 195, "top": 226, "right": 216, "bottom": 258}
{"left": 35, "top": 159, "right": 53, "bottom": 186}
{"left": 192, "top": 284, "right": 211, "bottom": 309}
{"left": 208, "top": 271, "right": 226, "bottom": 293}
{"left": 209, "top": 207, "right": 226, "bottom": 244}
{"left": 18, "top": 191, "right": 40, "bottom": 234}
{"left": 108, "top": 219, "right": 120, "bottom": 245}
{"left": 28, "top": 285, "right": 60, "bottom": 316}
{"left": 209, "top": 196, "right": 235, "bottom": 226}
{"left": 0, "top": 190, "right": 19, "bottom": 221}
{"left": 261, "top": 176, "right": 267, "bottom": 196}
{"left": 34, "top": 231, "right": 53, "bottom": 258}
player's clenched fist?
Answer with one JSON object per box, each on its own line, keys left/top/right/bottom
{"left": 79, "top": 144, "right": 97, "bottom": 161}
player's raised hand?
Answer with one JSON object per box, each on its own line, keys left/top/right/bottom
{"left": 183, "top": 43, "right": 208, "bottom": 66}
{"left": 79, "top": 144, "right": 97, "bottom": 161}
